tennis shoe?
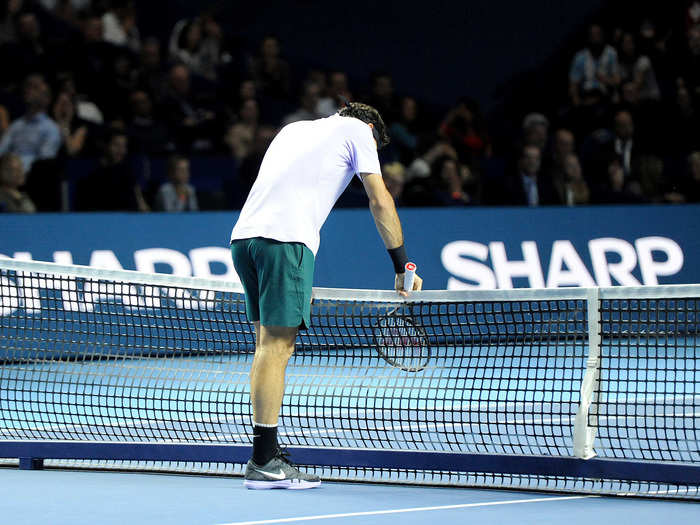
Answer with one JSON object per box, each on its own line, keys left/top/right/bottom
{"left": 244, "top": 447, "right": 321, "bottom": 490}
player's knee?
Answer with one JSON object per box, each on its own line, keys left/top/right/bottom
{"left": 258, "top": 340, "right": 294, "bottom": 362}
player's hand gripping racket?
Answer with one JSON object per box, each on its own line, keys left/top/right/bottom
{"left": 373, "top": 262, "right": 430, "bottom": 372}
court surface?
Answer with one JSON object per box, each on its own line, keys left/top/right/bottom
{"left": 1, "top": 467, "right": 698, "bottom": 525}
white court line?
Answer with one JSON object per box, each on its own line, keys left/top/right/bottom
{"left": 216, "top": 494, "right": 596, "bottom": 525}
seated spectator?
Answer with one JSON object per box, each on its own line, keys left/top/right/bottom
{"left": 223, "top": 120, "right": 254, "bottom": 161}
{"left": 52, "top": 91, "right": 88, "bottom": 157}
{"left": 65, "top": 11, "right": 120, "bottom": 107}
{"left": 389, "top": 96, "right": 421, "bottom": 165}
{"left": 0, "top": 152, "right": 36, "bottom": 212}
{"left": 249, "top": 35, "right": 290, "bottom": 100}
{"left": 160, "top": 63, "right": 217, "bottom": 152}
{"left": 237, "top": 79, "right": 257, "bottom": 105}
{"left": 126, "top": 90, "right": 170, "bottom": 154}
{"left": 553, "top": 153, "right": 590, "bottom": 206}
{"left": 367, "top": 71, "right": 398, "bottom": 122}
{"left": 382, "top": 162, "right": 406, "bottom": 205}
{"left": 611, "top": 110, "right": 643, "bottom": 185}
{"left": 552, "top": 128, "right": 575, "bottom": 162}
{"left": 56, "top": 72, "right": 104, "bottom": 125}
{"left": 317, "top": 71, "right": 350, "bottom": 117}
{"left": 0, "top": 10, "right": 50, "bottom": 87}
{"left": 593, "top": 156, "right": 645, "bottom": 204}
{"left": 637, "top": 155, "right": 666, "bottom": 201}
{"left": 135, "top": 36, "right": 166, "bottom": 100}
{"left": 402, "top": 141, "right": 455, "bottom": 205}
{"left": 241, "top": 98, "right": 260, "bottom": 128}
{"left": 154, "top": 155, "right": 198, "bottom": 211}
{"left": 168, "top": 15, "right": 224, "bottom": 82}
{"left": 617, "top": 32, "right": 660, "bottom": 101}
{"left": 0, "top": 0, "right": 22, "bottom": 45}
{"left": 569, "top": 24, "right": 620, "bottom": 106}
{"left": 430, "top": 155, "right": 471, "bottom": 206}
{"left": 48, "top": 0, "right": 89, "bottom": 28}
{"left": 282, "top": 81, "right": 322, "bottom": 125}
{"left": 102, "top": 0, "right": 140, "bottom": 52}
{"left": 234, "top": 125, "right": 277, "bottom": 206}
{"left": 521, "top": 113, "right": 549, "bottom": 151}
{"left": 439, "top": 97, "right": 491, "bottom": 168}
{"left": 501, "top": 145, "right": 557, "bottom": 206}
{"left": 542, "top": 128, "right": 575, "bottom": 182}
{"left": 0, "top": 75, "right": 61, "bottom": 172}
{"left": 102, "top": 51, "right": 139, "bottom": 121}
{"left": 404, "top": 141, "right": 457, "bottom": 182}
{"left": 75, "top": 131, "right": 148, "bottom": 211}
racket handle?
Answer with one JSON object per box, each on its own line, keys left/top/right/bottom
{"left": 403, "top": 262, "right": 416, "bottom": 292}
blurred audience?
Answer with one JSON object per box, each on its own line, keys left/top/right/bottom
{"left": 502, "top": 145, "right": 556, "bottom": 206}
{"left": 168, "top": 15, "right": 224, "bottom": 82}
{"left": 161, "top": 63, "right": 217, "bottom": 152}
{"left": 282, "top": 81, "right": 322, "bottom": 125}
{"left": 382, "top": 162, "right": 406, "bottom": 205}
{"left": 249, "top": 35, "right": 290, "bottom": 100}
{"left": 367, "top": 71, "right": 398, "bottom": 122}
{"left": 521, "top": 113, "right": 550, "bottom": 151}
{"left": 0, "top": 4, "right": 695, "bottom": 211}
{"left": 617, "top": 32, "right": 660, "bottom": 102}
{"left": 569, "top": 24, "right": 620, "bottom": 106}
{"left": 0, "top": 152, "right": 36, "bottom": 212}
{"left": 154, "top": 155, "right": 198, "bottom": 211}
{"left": 317, "top": 71, "right": 350, "bottom": 117}
{"left": 594, "top": 156, "right": 645, "bottom": 204}
{"left": 102, "top": 0, "right": 140, "bottom": 52}
{"left": 126, "top": 90, "right": 170, "bottom": 154}
{"left": 75, "top": 130, "right": 148, "bottom": 211}
{"left": 52, "top": 90, "right": 87, "bottom": 157}
{"left": 0, "top": 75, "right": 61, "bottom": 172}
{"left": 554, "top": 153, "right": 590, "bottom": 206}
{"left": 389, "top": 96, "right": 421, "bottom": 165}
{"left": 439, "top": 97, "right": 491, "bottom": 169}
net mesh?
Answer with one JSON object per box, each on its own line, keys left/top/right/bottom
{"left": 0, "top": 261, "right": 698, "bottom": 499}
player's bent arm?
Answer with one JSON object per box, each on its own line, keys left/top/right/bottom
{"left": 361, "top": 172, "right": 403, "bottom": 249}
{"left": 362, "top": 172, "right": 423, "bottom": 294}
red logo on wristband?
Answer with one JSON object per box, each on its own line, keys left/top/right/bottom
{"left": 405, "top": 262, "right": 416, "bottom": 271}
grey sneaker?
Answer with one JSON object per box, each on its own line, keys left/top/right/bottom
{"left": 244, "top": 448, "right": 321, "bottom": 490}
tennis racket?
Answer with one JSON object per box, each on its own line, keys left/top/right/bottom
{"left": 373, "top": 262, "right": 430, "bottom": 372}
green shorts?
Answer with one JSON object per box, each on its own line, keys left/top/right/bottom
{"left": 230, "top": 237, "right": 315, "bottom": 329}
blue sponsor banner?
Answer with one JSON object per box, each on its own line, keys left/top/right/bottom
{"left": 1, "top": 205, "right": 699, "bottom": 289}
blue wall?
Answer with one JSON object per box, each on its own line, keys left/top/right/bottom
{"left": 1, "top": 205, "right": 699, "bottom": 289}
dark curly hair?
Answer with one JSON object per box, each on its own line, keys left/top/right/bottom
{"left": 338, "top": 101, "right": 390, "bottom": 149}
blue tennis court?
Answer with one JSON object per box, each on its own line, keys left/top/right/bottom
{"left": 1, "top": 468, "right": 698, "bottom": 525}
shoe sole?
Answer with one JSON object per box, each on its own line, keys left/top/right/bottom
{"left": 244, "top": 479, "right": 321, "bottom": 490}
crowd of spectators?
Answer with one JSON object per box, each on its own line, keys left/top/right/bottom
{"left": 0, "top": 0, "right": 699, "bottom": 213}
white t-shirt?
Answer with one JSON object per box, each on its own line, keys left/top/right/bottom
{"left": 230, "top": 114, "right": 381, "bottom": 255}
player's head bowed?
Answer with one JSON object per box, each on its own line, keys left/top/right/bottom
{"left": 338, "top": 100, "right": 390, "bottom": 150}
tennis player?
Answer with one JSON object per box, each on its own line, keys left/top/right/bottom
{"left": 230, "top": 101, "right": 422, "bottom": 490}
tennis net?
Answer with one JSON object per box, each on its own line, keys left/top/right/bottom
{"left": 0, "top": 258, "right": 698, "bottom": 498}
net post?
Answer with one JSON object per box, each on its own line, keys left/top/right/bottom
{"left": 573, "top": 287, "right": 602, "bottom": 459}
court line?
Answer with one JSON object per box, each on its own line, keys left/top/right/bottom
{"left": 216, "top": 494, "right": 596, "bottom": 525}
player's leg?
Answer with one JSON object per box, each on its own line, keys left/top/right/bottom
{"left": 250, "top": 324, "right": 296, "bottom": 426}
{"left": 244, "top": 238, "right": 319, "bottom": 489}
{"left": 248, "top": 323, "right": 296, "bottom": 472}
